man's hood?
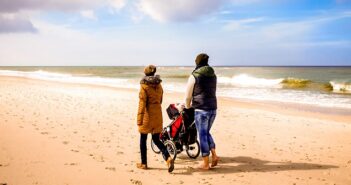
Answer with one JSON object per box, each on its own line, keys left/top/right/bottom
{"left": 193, "top": 66, "right": 215, "bottom": 77}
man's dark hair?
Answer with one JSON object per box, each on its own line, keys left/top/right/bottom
{"left": 195, "top": 53, "right": 209, "bottom": 66}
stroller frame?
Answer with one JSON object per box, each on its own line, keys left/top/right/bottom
{"left": 151, "top": 106, "right": 200, "bottom": 160}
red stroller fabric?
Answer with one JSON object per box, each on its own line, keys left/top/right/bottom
{"left": 171, "top": 115, "right": 183, "bottom": 138}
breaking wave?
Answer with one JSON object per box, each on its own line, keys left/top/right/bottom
{"left": 218, "top": 74, "right": 283, "bottom": 88}
{"left": 1, "top": 70, "right": 350, "bottom": 109}
{"left": 218, "top": 73, "right": 351, "bottom": 94}
{"left": 218, "top": 74, "right": 312, "bottom": 89}
{"left": 329, "top": 81, "right": 351, "bottom": 93}
{"left": 281, "top": 78, "right": 312, "bottom": 88}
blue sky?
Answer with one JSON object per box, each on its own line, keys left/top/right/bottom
{"left": 0, "top": 0, "right": 350, "bottom": 66}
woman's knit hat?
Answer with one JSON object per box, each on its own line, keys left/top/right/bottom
{"left": 144, "top": 65, "right": 157, "bottom": 76}
{"left": 195, "top": 53, "right": 209, "bottom": 65}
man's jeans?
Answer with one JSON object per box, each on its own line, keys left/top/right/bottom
{"left": 194, "top": 109, "right": 216, "bottom": 157}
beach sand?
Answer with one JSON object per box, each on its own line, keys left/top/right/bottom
{"left": 1, "top": 76, "right": 351, "bottom": 185}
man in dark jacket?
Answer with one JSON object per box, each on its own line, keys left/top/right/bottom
{"left": 184, "top": 53, "right": 219, "bottom": 170}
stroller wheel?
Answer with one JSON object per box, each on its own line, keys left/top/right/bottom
{"left": 151, "top": 140, "right": 161, "bottom": 154}
{"left": 164, "top": 140, "right": 177, "bottom": 160}
{"left": 186, "top": 140, "right": 200, "bottom": 159}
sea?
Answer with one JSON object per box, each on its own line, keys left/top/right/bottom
{"left": 0, "top": 66, "right": 350, "bottom": 111}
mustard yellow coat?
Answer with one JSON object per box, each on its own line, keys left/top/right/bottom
{"left": 137, "top": 76, "right": 163, "bottom": 134}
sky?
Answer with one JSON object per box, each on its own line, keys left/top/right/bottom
{"left": 0, "top": 0, "right": 351, "bottom": 66}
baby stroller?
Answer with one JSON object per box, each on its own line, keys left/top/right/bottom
{"left": 151, "top": 104, "right": 200, "bottom": 160}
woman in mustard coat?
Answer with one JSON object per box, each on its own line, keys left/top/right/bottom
{"left": 136, "top": 65, "right": 174, "bottom": 172}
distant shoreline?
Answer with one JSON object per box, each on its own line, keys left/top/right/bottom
{"left": 0, "top": 67, "right": 350, "bottom": 110}
{"left": 1, "top": 65, "right": 351, "bottom": 68}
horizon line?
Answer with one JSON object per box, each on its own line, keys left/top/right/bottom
{"left": 1, "top": 65, "right": 351, "bottom": 67}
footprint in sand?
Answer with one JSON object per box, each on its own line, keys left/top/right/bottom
{"left": 64, "top": 163, "right": 78, "bottom": 166}
{"left": 62, "top": 141, "right": 69, "bottom": 145}
{"left": 130, "top": 179, "right": 142, "bottom": 185}
{"left": 93, "top": 155, "right": 105, "bottom": 162}
{"left": 105, "top": 167, "right": 116, "bottom": 171}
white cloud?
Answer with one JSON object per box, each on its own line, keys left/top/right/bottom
{"left": 0, "top": 13, "right": 37, "bottom": 33}
{"left": 0, "top": 0, "right": 350, "bottom": 66}
{"left": 229, "top": 0, "right": 262, "bottom": 5}
{"left": 0, "top": 14, "right": 350, "bottom": 66}
{"left": 222, "top": 12, "right": 351, "bottom": 42}
{"left": 80, "top": 10, "right": 97, "bottom": 20}
{"left": 137, "top": 0, "right": 224, "bottom": 22}
{"left": 0, "top": 0, "right": 127, "bottom": 13}
{"left": 0, "top": 0, "right": 127, "bottom": 33}
{"left": 135, "top": 0, "right": 280, "bottom": 23}
{"left": 223, "top": 17, "right": 264, "bottom": 31}
{"left": 109, "top": 0, "right": 126, "bottom": 10}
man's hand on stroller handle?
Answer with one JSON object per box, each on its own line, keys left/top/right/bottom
{"left": 175, "top": 103, "right": 185, "bottom": 112}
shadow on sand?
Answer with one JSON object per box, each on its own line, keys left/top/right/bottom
{"left": 173, "top": 156, "right": 338, "bottom": 175}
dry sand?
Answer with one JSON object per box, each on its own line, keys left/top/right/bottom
{"left": 0, "top": 76, "right": 351, "bottom": 185}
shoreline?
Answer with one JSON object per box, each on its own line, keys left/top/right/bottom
{"left": 1, "top": 76, "right": 350, "bottom": 124}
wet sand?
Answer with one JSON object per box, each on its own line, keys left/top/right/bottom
{"left": 1, "top": 76, "right": 351, "bottom": 185}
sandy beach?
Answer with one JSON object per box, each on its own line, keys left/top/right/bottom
{"left": 1, "top": 76, "right": 351, "bottom": 185}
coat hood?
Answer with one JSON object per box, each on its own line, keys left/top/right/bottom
{"left": 140, "top": 75, "right": 162, "bottom": 85}
{"left": 193, "top": 66, "right": 215, "bottom": 78}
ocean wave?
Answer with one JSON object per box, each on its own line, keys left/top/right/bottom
{"left": 330, "top": 81, "right": 351, "bottom": 93}
{"left": 218, "top": 88, "right": 351, "bottom": 109}
{"left": 1, "top": 69, "right": 350, "bottom": 109}
{"left": 0, "top": 70, "right": 71, "bottom": 78}
{"left": 0, "top": 70, "right": 138, "bottom": 89}
{"left": 218, "top": 74, "right": 283, "bottom": 88}
{"left": 281, "top": 78, "right": 312, "bottom": 88}
{"left": 217, "top": 74, "right": 351, "bottom": 95}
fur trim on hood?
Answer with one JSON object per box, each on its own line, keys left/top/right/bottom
{"left": 140, "top": 75, "right": 162, "bottom": 85}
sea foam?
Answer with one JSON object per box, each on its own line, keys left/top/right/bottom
{"left": 1, "top": 69, "right": 350, "bottom": 110}
{"left": 330, "top": 81, "right": 351, "bottom": 93}
{"left": 0, "top": 70, "right": 138, "bottom": 89}
{"left": 218, "top": 74, "right": 283, "bottom": 88}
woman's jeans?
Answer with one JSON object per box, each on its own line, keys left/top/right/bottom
{"left": 195, "top": 109, "right": 216, "bottom": 157}
{"left": 140, "top": 133, "right": 170, "bottom": 165}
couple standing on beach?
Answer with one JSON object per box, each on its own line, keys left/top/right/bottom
{"left": 136, "top": 53, "right": 219, "bottom": 172}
